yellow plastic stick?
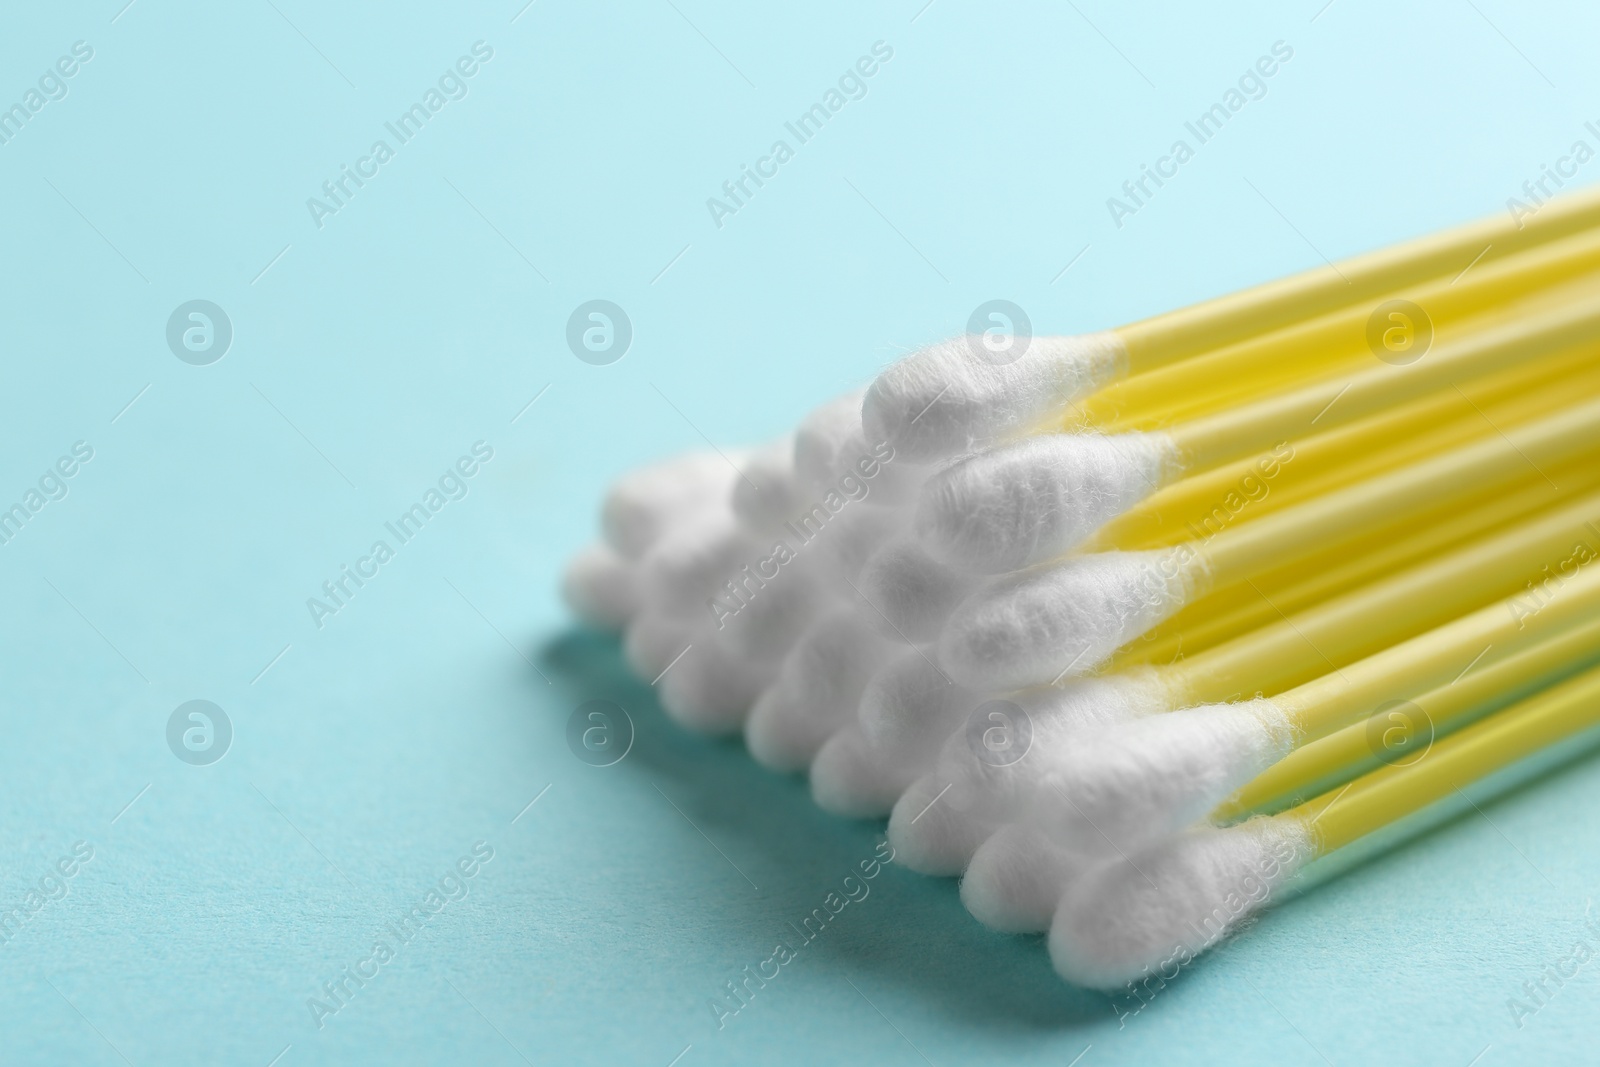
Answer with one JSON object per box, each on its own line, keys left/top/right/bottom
{"left": 1113, "top": 182, "right": 1600, "bottom": 371}
{"left": 1080, "top": 221, "right": 1600, "bottom": 430}
{"left": 1272, "top": 564, "right": 1600, "bottom": 737}
{"left": 1095, "top": 349, "right": 1600, "bottom": 552}
{"left": 1166, "top": 276, "right": 1600, "bottom": 471}
{"left": 1193, "top": 397, "right": 1600, "bottom": 590}
{"left": 1286, "top": 660, "right": 1600, "bottom": 855}
{"left": 1115, "top": 458, "right": 1600, "bottom": 668}
{"left": 1148, "top": 490, "right": 1600, "bottom": 708}
{"left": 1222, "top": 613, "right": 1600, "bottom": 818}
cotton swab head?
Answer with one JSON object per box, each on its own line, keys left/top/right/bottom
{"left": 862, "top": 333, "right": 1128, "bottom": 463}
{"left": 887, "top": 772, "right": 995, "bottom": 875}
{"left": 857, "top": 649, "right": 976, "bottom": 754}
{"left": 961, "top": 825, "right": 1093, "bottom": 933}
{"left": 712, "top": 552, "right": 833, "bottom": 661}
{"left": 915, "top": 432, "right": 1178, "bottom": 573}
{"left": 602, "top": 449, "right": 741, "bottom": 558}
{"left": 622, "top": 609, "right": 696, "bottom": 679}
{"left": 561, "top": 542, "right": 641, "bottom": 630}
{"left": 856, "top": 537, "right": 979, "bottom": 643}
{"left": 937, "top": 549, "right": 1201, "bottom": 690}
{"left": 568, "top": 449, "right": 751, "bottom": 630}
{"left": 811, "top": 723, "right": 923, "bottom": 818}
{"left": 1027, "top": 699, "right": 1294, "bottom": 856}
{"left": 656, "top": 636, "right": 776, "bottom": 734}
{"left": 811, "top": 504, "right": 912, "bottom": 587}
{"left": 794, "top": 388, "right": 871, "bottom": 493}
{"left": 731, "top": 436, "right": 804, "bottom": 532}
{"left": 745, "top": 607, "right": 896, "bottom": 772}
{"left": 1048, "top": 816, "right": 1311, "bottom": 989}
{"left": 637, "top": 508, "right": 755, "bottom": 607}
{"left": 934, "top": 672, "right": 1175, "bottom": 817}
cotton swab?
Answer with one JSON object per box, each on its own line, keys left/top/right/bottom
{"left": 872, "top": 488, "right": 1600, "bottom": 845}
{"left": 887, "top": 772, "right": 997, "bottom": 874}
{"left": 745, "top": 606, "right": 896, "bottom": 772}
{"left": 811, "top": 723, "right": 927, "bottom": 817}
{"left": 939, "top": 398, "right": 1600, "bottom": 690}
{"left": 561, "top": 543, "right": 642, "bottom": 630}
{"left": 919, "top": 346, "right": 1598, "bottom": 572}
{"left": 654, "top": 633, "right": 778, "bottom": 733}
{"left": 865, "top": 185, "right": 1600, "bottom": 462}
{"left": 1029, "top": 560, "right": 1600, "bottom": 855}
{"left": 604, "top": 449, "right": 745, "bottom": 558}
{"left": 730, "top": 436, "right": 806, "bottom": 532}
{"left": 1049, "top": 658, "right": 1600, "bottom": 989}
{"left": 889, "top": 674, "right": 1202, "bottom": 874}
{"left": 563, "top": 448, "right": 747, "bottom": 628}
{"left": 872, "top": 353, "right": 1600, "bottom": 638}
{"left": 868, "top": 362, "right": 1600, "bottom": 643}
{"left": 793, "top": 388, "right": 871, "bottom": 493}
{"left": 959, "top": 614, "right": 1600, "bottom": 934}
{"left": 932, "top": 491, "right": 1600, "bottom": 821}
{"left": 1218, "top": 611, "right": 1600, "bottom": 819}
{"left": 960, "top": 824, "right": 1086, "bottom": 933}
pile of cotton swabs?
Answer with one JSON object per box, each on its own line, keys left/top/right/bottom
{"left": 562, "top": 186, "right": 1600, "bottom": 990}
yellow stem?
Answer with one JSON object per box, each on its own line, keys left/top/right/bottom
{"left": 1221, "top": 613, "right": 1600, "bottom": 819}
{"left": 1274, "top": 564, "right": 1600, "bottom": 738}
{"left": 1287, "top": 660, "right": 1600, "bottom": 855}
{"left": 1115, "top": 182, "right": 1600, "bottom": 371}
{"left": 1198, "top": 397, "right": 1600, "bottom": 586}
{"left": 1082, "top": 221, "right": 1600, "bottom": 430}
{"left": 1169, "top": 277, "right": 1600, "bottom": 470}
{"left": 1114, "top": 458, "right": 1600, "bottom": 668}
{"left": 1154, "top": 490, "right": 1600, "bottom": 706}
{"left": 1095, "top": 349, "right": 1600, "bottom": 551}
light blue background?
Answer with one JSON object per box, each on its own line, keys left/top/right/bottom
{"left": 2, "top": 1, "right": 1598, "bottom": 1063}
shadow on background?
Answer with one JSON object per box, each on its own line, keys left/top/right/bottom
{"left": 536, "top": 628, "right": 1113, "bottom": 1032}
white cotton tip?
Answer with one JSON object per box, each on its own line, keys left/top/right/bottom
{"left": 1049, "top": 817, "right": 1311, "bottom": 990}
{"left": 746, "top": 609, "right": 896, "bottom": 772}
{"left": 811, "top": 724, "right": 921, "bottom": 818}
{"left": 816, "top": 428, "right": 925, "bottom": 509}
{"left": 714, "top": 554, "right": 833, "bottom": 662}
{"left": 887, "top": 773, "right": 993, "bottom": 875}
{"left": 731, "top": 437, "right": 805, "bottom": 533}
{"left": 1036, "top": 700, "right": 1296, "bottom": 857}
{"left": 622, "top": 610, "right": 697, "bottom": 679}
{"left": 916, "top": 433, "right": 1179, "bottom": 573}
{"left": 857, "top": 649, "right": 976, "bottom": 757}
{"left": 602, "top": 449, "right": 740, "bottom": 558}
{"left": 811, "top": 505, "right": 911, "bottom": 587}
{"left": 938, "top": 549, "right": 1200, "bottom": 691}
{"left": 861, "top": 332, "right": 1128, "bottom": 464}
{"left": 561, "top": 542, "right": 641, "bottom": 630}
{"left": 794, "top": 388, "right": 870, "bottom": 494}
{"left": 857, "top": 537, "right": 979, "bottom": 644}
{"left": 638, "top": 509, "right": 755, "bottom": 610}
{"left": 656, "top": 639, "right": 776, "bottom": 735}
{"left": 961, "top": 826, "right": 1094, "bottom": 934}
{"left": 936, "top": 672, "right": 1174, "bottom": 819}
